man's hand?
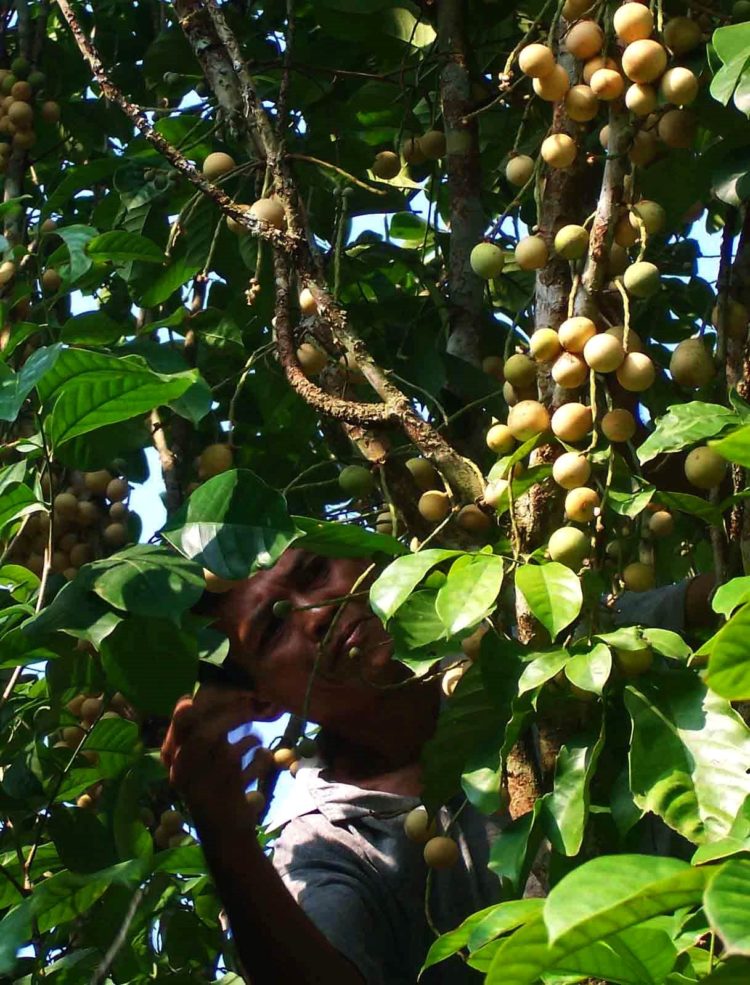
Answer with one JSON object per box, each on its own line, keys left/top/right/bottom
{"left": 161, "top": 685, "right": 266, "bottom": 836}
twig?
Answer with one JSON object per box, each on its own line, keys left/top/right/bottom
{"left": 149, "top": 409, "right": 182, "bottom": 514}
{"left": 90, "top": 887, "right": 144, "bottom": 985}
{"left": 286, "top": 153, "right": 387, "bottom": 195}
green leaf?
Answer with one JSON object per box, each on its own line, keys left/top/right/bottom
{"left": 659, "top": 490, "right": 723, "bottom": 525}
{"left": 0, "top": 484, "right": 43, "bottom": 535}
{"left": 607, "top": 487, "right": 655, "bottom": 517}
{"left": 389, "top": 590, "right": 447, "bottom": 649}
{"left": 420, "top": 904, "right": 507, "bottom": 973}
{"left": 515, "top": 563, "right": 582, "bottom": 639}
{"left": 60, "top": 312, "right": 125, "bottom": 346}
{"left": 712, "top": 577, "right": 750, "bottom": 617}
{"left": 488, "top": 801, "right": 544, "bottom": 893}
{"left": 55, "top": 225, "right": 98, "bottom": 281}
{"left": 292, "top": 516, "right": 407, "bottom": 558}
{"left": 637, "top": 403, "right": 738, "bottom": 465}
{"left": 100, "top": 617, "right": 198, "bottom": 715}
{"left": 0, "top": 345, "right": 62, "bottom": 421}
{"left": 705, "top": 603, "right": 750, "bottom": 699}
{"left": 565, "top": 643, "right": 611, "bottom": 695}
{"left": 389, "top": 211, "right": 428, "bottom": 243}
{"left": 137, "top": 258, "right": 201, "bottom": 306}
{"left": 163, "top": 469, "right": 298, "bottom": 580}
{"left": 86, "top": 230, "right": 165, "bottom": 264}
{"left": 711, "top": 425, "right": 750, "bottom": 466}
{"left": 642, "top": 628, "right": 691, "bottom": 660}
{"left": 369, "top": 548, "right": 462, "bottom": 621}
{"left": 22, "top": 579, "right": 122, "bottom": 648}
{"left": 470, "top": 899, "right": 545, "bottom": 953}
{"left": 518, "top": 649, "right": 569, "bottom": 695}
{"left": 435, "top": 553, "right": 504, "bottom": 634}
{"left": 711, "top": 24, "right": 750, "bottom": 107}
{"left": 542, "top": 718, "right": 605, "bottom": 856}
{"left": 54, "top": 717, "right": 143, "bottom": 800}
{"left": 704, "top": 859, "right": 750, "bottom": 955}
{"left": 626, "top": 674, "right": 750, "bottom": 843}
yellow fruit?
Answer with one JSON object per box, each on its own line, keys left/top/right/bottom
{"left": 629, "top": 199, "right": 666, "bottom": 236}
{"left": 565, "top": 21, "right": 604, "bottom": 60}
{"left": 551, "top": 402, "right": 592, "bottom": 441}
{"left": 599, "top": 123, "right": 610, "bottom": 149}
{"left": 482, "top": 355, "right": 504, "bottom": 379}
{"left": 418, "top": 490, "right": 451, "bottom": 523}
{"left": 442, "top": 662, "right": 469, "bottom": 696}
{"left": 402, "top": 136, "right": 425, "bottom": 165}
{"left": 615, "top": 646, "right": 653, "bottom": 675}
{"left": 298, "top": 287, "right": 317, "bottom": 316}
{"left": 623, "top": 261, "right": 660, "bottom": 298}
{"left": 203, "top": 568, "right": 240, "bottom": 593}
{"left": 552, "top": 452, "right": 591, "bottom": 490}
{"left": 371, "top": 150, "right": 400, "bottom": 179}
{"left": 506, "top": 155, "right": 534, "bottom": 186}
{"left": 199, "top": 443, "right": 234, "bottom": 478}
{"left": 614, "top": 212, "right": 639, "bottom": 248}
{"left": 622, "top": 561, "right": 655, "bottom": 592}
{"left": 273, "top": 747, "right": 298, "bottom": 769}
{"left": 530, "top": 328, "right": 562, "bottom": 363}
{"left": 297, "top": 342, "right": 327, "bottom": 376}
{"left": 226, "top": 204, "right": 251, "bottom": 235}
{"left": 601, "top": 408, "right": 636, "bottom": 442}
{"left": 457, "top": 505, "right": 492, "bottom": 535}
{"left": 541, "top": 133, "right": 577, "bottom": 169}
{"left": 657, "top": 108, "right": 696, "bottom": 149}
{"left": 40, "top": 100, "right": 60, "bottom": 123}
{"left": 76, "top": 794, "right": 95, "bottom": 810}
{"left": 404, "top": 806, "right": 437, "bottom": 843}
{"left": 583, "top": 333, "right": 625, "bottom": 372}
{"left": 420, "top": 131, "right": 447, "bottom": 160}
{"left": 590, "top": 68, "right": 625, "bottom": 101}
{"left": 621, "top": 39, "right": 668, "bottom": 84}
{"left": 606, "top": 324, "right": 643, "bottom": 353}
{"left": 554, "top": 224, "right": 589, "bottom": 260}
{"left": 0, "top": 259, "right": 15, "bottom": 284}
{"left": 519, "top": 43, "right": 556, "bottom": 78}
{"left": 583, "top": 56, "right": 619, "bottom": 85}
{"left": 507, "top": 400, "right": 550, "bottom": 440}
{"left": 8, "top": 100, "right": 32, "bottom": 128}
{"left": 684, "top": 446, "right": 727, "bottom": 489}
{"left": 461, "top": 623, "right": 488, "bottom": 659}
{"left": 103, "top": 523, "right": 129, "bottom": 548}
{"left": 712, "top": 299, "right": 748, "bottom": 339}
{"left": 202, "top": 151, "right": 236, "bottom": 180}
{"left": 503, "top": 353, "right": 537, "bottom": 388}
{"left": 628, "top": 129, "right": 658, "bottom": 166}
{"left": 565, "top": 486, "right": 600, "bottom": 522}
{"left": 558, "top": 316, "right": 597, "bottom": 353}
{"left": 106, "top": 477, "right": 128, "bottom": 502}
{"left": 565, "top": 84, "right": 599, "bottom": 122}
{"left": 614, "top": 2, "right": 654, "bottom": 43}
{"left": 423, "top": 835, "right": 460, "bottom": 869}
{"left": 41, "top": 268, "right": 61, "bottom": 293}
{"left": 406, "top": 457, "right": 440, "bottom": 491}
{"left": 659, "top": 67, "right": 698, "bottom": 106}
{"left": 649, "top": 510, "right": 674, "bottom": 538}
{"left": 486, "top": 423, "right": 515, "bottom": 454}
{"left": 375, "top": 511, "right": 396, "bottom": 536}
{"left": 563, "top": 0, "right": 592, "bottom": 17}
{"left": 552, "top": 352, "right": 588, "bottom": 389}
{"left": 625, "top": 82, "right": 657, "bottom": 116}
{"left": 470, "top": 242, "right": 505, "bottom": 279}
{"left": 548, "top": 526, "right": 590, "bottom": 569}
{"left": 616, "top": 352, "right": 655, "bottom": 391}
{"left": 532, "top": 64, "right": 571, "bottom": 101}
{"left": 515, "top": 235, "right": 549, "bottom": 270}
{"left": 249, "top": 197, "right": 287, "bottom": 230}
{"left": 53, "top": 492, "right": 78, "bottom": 519}
{"left": 663, "top": 17, "right": 702, "bottom": 55}
{"left": 669, "top": 338, "right": 715, "bottom": 388}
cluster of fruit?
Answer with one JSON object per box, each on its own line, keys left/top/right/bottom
{"left": 0, "top": 56, "right": 59, "bottom": 164}
{"left": 370, "top": 130, "right": 447, "bottom": 181}
{"left": 403, "top": 804, "right": 466, "bottom": 870}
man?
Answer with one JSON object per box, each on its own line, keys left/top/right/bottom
{"left": 161, "top": 549, "right": 713, "bottom": 984}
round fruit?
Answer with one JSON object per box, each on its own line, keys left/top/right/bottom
{"left": 590, "top": 68, "right": 625, "bottom": 101}
{"left": 553, "top": 452, "right": 591, "bottom": 490}
{"left": 13, "top": 128, "right": 36, "bottom": 150}
{"left": 663, "top": 17, "right": 702, "bottom": 55}
{"left": 66, "top": 694, "right": 86, "bottom": 717}
{"left": 533, "top": 64, "right": 571, "bottom": 101}
{"left": 0, "top": 259, "right": 15, "bottom": 284}
{"left": 548, "top": 526, "right": 590, "bottom": 569}
{"left": 503, "top": 381, "right": 535, "bottom": 406}
{"left": 507, "top": 400, "right": 550, "bottom": 441}
{"left": 202, "top": 151, "right": 236, "bottom": 180}
{"left": 297, "top": 342, "right": 327, "bottom": 375}
{"left": 203, "top": 568, "right": 240, "bottom": 593}
{"left": 423, "top": 835, "right": 459, "bottom": 870}
{"left": 583, "top": 333, "right": 625, "bottom": 372}
{"left": 629, "top": 200, "right": 666, "bottom": 238}
{"left": 503, "top": 353, "right": 537, "bottom": 388}
{"left": 83, "top": 470, "right": 111, "bottom": 495}
{"left": 80, "top": 696, "right": 103, "bottom": 724}
{"left": 457, "top": 505, "right": 492, "bottom": 535}
{"left": 8, "top": 100, "right": 32, "bottom": 128}
{"left": 669, "top": 338, "right": 715, "bottom": 388}
{"left": 554, "top": 224, "right": 589, "bottom": 260}
{"left": 11, "top": 81, "right": 32, "bottom": 102}
{"left": 420, "top": 130, "right": 447, "bottom": 160}
{"left": 628, "top": 129, "right": 658, "bottom": 165}
{"left": 623, "top": 261, "right": 660, "bottom": 298}
{"left": 470, "top": 241, "right": 504, "bottom": 279}
{"left": 660, "top": 67, "right": 698, "bottom": 107}
{"left": 616, "top": 352, "right": 655, "bottom": 391}
{"left": 565, "top": 20, "right": 604, "bottom": 60}
{"left": 625, "top": 82, "right": 657, "bottom": 116}
{"left": 375, "top": 511, "right": 395, "bottom": 535}
{"left": 622, "top": 561, "right": 655, "bottom": 592}
{"left": 10, "top": 57, "right": 29, "bottom": 79}
{"left": 103, "top": 523, "right": 129, "bottom": 548}
{"left": 658, "top": 109, "right": 696, "bottom": 149}
{"left": 40, "top": 100, "right": 60, "bottom": 123}
{"left": 273, "top": 747, "right": 298, "bottom": 769}
{"left": 418, "top": 490, "right": 451, "bottom": 523}
{"left": 614, "top": 2, "right": 654, "bottom": 43}
{"left": 565, "top": 486, "right": 600, "bottom": 522}
{"left": 519, "top": 43, "right": 556, "bottom": 78}
{"left": 649, "top": 510, "right": 674, "bottom": 538}
{"left": 621, "top": 39, "right": 667, "bottom": 83}
{"left": 615, "top": 646, "right": 653, "bottom": 675}
{"left": 482, "top": 355, "right": 504, "bottom": 378}
{"left": 712, "top": 299, "right": 748, "bottom": 338}
{"left": 160, "top": 809, "right": 184, "bottom": 834}
{"left": 106, "top": 477, "right": 128, "bottom": 502}
{"left": 245, "top": 790, "right": 267, "bottom": 817}
{"left": 563, "top": 0, "right": 592, "bottom": 17}
{"left": 530, "top": 328, "right": 562, "bottom": 363}
{"left": 69, "top": 543, "right": 93, "bottom": 568}
{"left": 552, "top": 352, "right": 588, "bottom": 389}
{"left": 486, "top": 423, "right": 515, "bottom": 454}
{"left": 372, "top": 150, "right": 401, "bottom": 180}
{"left": 506, "top": 155, "right": 534, "bottom": 186}
{"left": 606, "top": 324, "right": 643, "bottom": 352}
{"left": 601, "top": 408, "right": 636, "bottom": 442}
{"left": 53, "top": 492, "right": 78, "bottom": 519}
{"left": 249, "top": 197, "right": 287, "bottom": 230}
{"left": 541, "top": 133, "right": 577, "bottom": 169}
{"left": 62, "top": 725, "right": 85, "bottom": 748}
{"left": 76, "top": 794, "right": 95, "bottom": 811}
{"left": 733, "top": 0, "right": 750, "bottom": 21}
{"left": 583, "top": 56, "right": 619, "bottom": 85}
{"left": 515, "top": 235, "right": 549, "bottom": 270}
{"left": 199, "top": 443, "right": 234, "bottom": 478}
{"left": 338, "top": 464, "right": 374, "bottom": 498}
{"left": 299, "top": 287, "right": 317, "bottom": 316}
{"left": 565, "top": 84, "right": 599, "bottom": 122}
{"left": 402, "top": 136, "right": 425, "bottom": 165}
{"left": 41, "top": 268, "right": 61, "bottom": 293}
{"left": 406, "top": 457, "right": 440, "bottom": 491}
{"left": 684, "top": 446, "right": 727, "bottom": 489}
{"left": 558, "top": 316, "right": 597, "bottom": 353}
{"left": 551, "top": 402, "right": 592, "bottom": 441}
{"left": 404, "top": 806, "right": 437, "bottom": 844}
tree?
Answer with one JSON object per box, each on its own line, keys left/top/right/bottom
{"left": 2, "top": 0, "right": 750, "bottom": 979}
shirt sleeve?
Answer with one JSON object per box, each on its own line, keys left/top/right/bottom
{"left": 609, "top": 580, "right": 688, "bottom": 634}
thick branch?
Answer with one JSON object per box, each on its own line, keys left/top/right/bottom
{"left": 149, "top": 410, "right": 182, "bottom": 514}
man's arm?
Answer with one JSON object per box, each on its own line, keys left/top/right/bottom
{"left": 161, "top": 690, "right": 365, "bottom": 985}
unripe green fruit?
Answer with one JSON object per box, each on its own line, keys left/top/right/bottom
{"left": 649, "top": 510, "right": 674, "bottom": 538}
{"left": 622, "top": 561, "right": 655, "bottom": 592}
{"left": 486, "top": 423, "right": 515, "bottom": 454}
{"left": 629, "top": 200, "right": 666, "bottom": 237}
{"left": 470, "top": 242, "right": 505, "bottom": 279}
{"left": 338, "top": 464, "right": 374, "bottom": 498}
{"left": 552, "top": 452, "right": 591, "bottom": 490}
{"left": 669, "top": 338, "right": 715, "bottom": 388}
{"left": 548, "top": 526, "right": 590, "bottom": 569}
{"left": 503, "top": 353, "right": 537, "bottom": 388}
{"left": 203, "top": 151, "right": 236, "bottom": 180}
{"left": 530, "top": 328, "right": 562, "bottom": 363}
{"left": 733, "top": 0, "right": 750, "bottom": 21}
{"left": 506, "top": 155, "right": 534, "bottom": 187}
{"left": 418, "top": 490, "right": 451, "bottom": 523}
{"left": 615, "top": 646, "right": 653, "bottom": 676}
{"left": 515, "top": 235, "right": 549, "bottom": 271}
{"left": 565, "top": 486, "right": 600, "bottom": 523}
{"left": 551, "top": 402, "right": 592, "bottom": 442}
{"left": 404, "top": 806, "right": 437, "bottom": 843}
{"left": 371, "top": 150, "right": 400, "bottom": 179}
{"left": 623, "top": 261, "right": 660, "bottom": 299}
{"left": 684, "top": 446, "right": 727, "bottom": 490}
{"left": 11, "top": 57, "right": 29, "bottom": 79}
{"left": 554, "top": 224, "right": 589, "bottom": 260}
{"left": 507, "top": 400, "right": 550, "bottom": 441}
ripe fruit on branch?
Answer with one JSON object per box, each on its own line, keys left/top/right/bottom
{"left": 616, "top": 352, "right": 655, "bottom": 392}
{"left": 684, "top": 446, "right": 727, "bottom": 490}
{"left": 558, "top": 316, "right": 596, "bottom": 353}
{"left": 486, "top": 423, "right": 515, "bottom": 454}
{"left": 423, "top": 836, "right": 459, "bottom": 869}
{"left": 103, "top": 523, "right": 129, "bottom": 548}
{"left": 203, "top": 568, "right": 240, "bottom": 593}
{"left": 548, "top": 526, "right": 590, "bottom": 569}
{"left": 402, "top": 136, "right": 425, "bottom": 165}
{"left": 507, "top": 400, "right": 550, "bottom": 440}
{"left": 418, "top": 490, "right": 451, "bottom": 523}
{"left": 565, "top": 486, "right": 600, "bottom": 523}
{"left": 554, "top": 225, "right": 589, "bottom": 260}
{"left": 404, "top": 806, "right": 437, "bottom": 844}
{"left": 552, "top": 352, "right": 588, "bottom": 389}
{"left": 565, "top": 85, "right": 599, "bottom": 122}
{"left": 659, "top": 67, "right": 698, "bottom": 106}
{"left": 273, "top": 747, "right": 298, "bottom": 769}
{"left": 461, "top": 623, "right": 488, "bottom": 659}
{"left": 583, "top": 56, "right": 619, "bottom": 85}
{"left": 551, "top": 402, "right": 592, "bottom": 441}
{"left": 297, "top": 342, "right": 327, "bottom": 376}
{"left": 629, "top": 200, "right": 666, "bottom": 236}
{"left": 106, "top": 477, "right": 128, "bottom": 502}
{"left": 249, "top": 197, "right": 287, "bottom": 231}
{"left": 621, "top": 39, "right": 667, "bottom": 83}
{"left": 606, "top": 324, "right": 642, "bottom": 352}
{"left": 670, "top": 338, "right": 715, "bottom": 388}
{"left": 0, "top": 259, "right": 16, "bottom": 285}
{"left": 625, "top": 83, "right": 657, "bottom": 116}
{"left": 40, "top": 100, "right": 60, "bottom": 123}
{"left": 53, "top": 492, "right": 78, "bottom": 520}
{"left": 375, "top": 511, "right": 396, "bottom": 535}
{"left": 658, "top": 108, "right": 697, "bottom": 149}
{"left": 338, "top": 465, "right": 374, "bottom": 498}
{"left": 371, "top": 151, "right": 400, "bottom": 179}
{"left": 663, "top": 17, "right": 702, "bottom": 55}
{"left": 622, "top": 561, "right": 655, "bottom": 592}
{"left": 199, "top": 443, "right": 234, "bottom": 478}
{"left": 202, "top": 151, "right": 236, "bottom": 180}
{"left": 41, "top": 268, "right": 61, "bottom": 293}
{"left": 533, "top": 64, "right": 571, "bottom": 101}
{"left": 457, "top": 505, "right": 492, "bottom": 535}
{"left": 503, "top": 353, "right": 537, "bottom": 388}
{"left": 563, "top": 0, "right": 593, "bottom": 17}
{"left": 601, "top": 408, "right": 636, "bottom": 442}
{"left": 649, "top": 511, "right": 674, "bottom": 538}
{"left": 406, "top": 457, "right": 440, "bottom": 491}
{"left": 623, "top": 261, "right": 660, "bottom": 299}
{"left": 583, "top": 333, "right": 625, "bottom": 373}
{"left": 470, "top": 242, "right": 504, "bottom": 279}
{"left": 712, "top": 299, "right": 748, "bottom": 338}
{"left": 615, "top": 646, "right": 653, "bottom": 676}
{"left": 530, "top": 328, "right": 561, "bottom": 363}
{"left": 614, "top": 3, "right": 654, "bottom": 43}
{"left": 420, "top": 131, "right": 446, "bottom": 160}
{"left": 553, "top": 452, "right": 591, "bottom": 490}
{"left": 298, "top": 287, "right": 317, "bottom": 316}
{"left": 8, "top": 100, "right": 32, "bottom": 128}
{"left": 590, "top": 68, "right": 625, "bottom": 101}
{"left": 628, "top": 129, "right": 658, "bottom": 165}
{"left": 541, "top": 133, "right": 577, "bottom": 169}
{"left": 84, "top": 470, "right": 111, "bottom": 495}
{"left": 519, "top": 43, "right": 556, "bottom": 78}
{"left": 515, "top": 235, "right": 549, "bottom": 270}
{"left": 506, "top": 155, "right": 534, "bottom": 186}
{"left": 565, "top": 21, "right": 604, "bottom": 60}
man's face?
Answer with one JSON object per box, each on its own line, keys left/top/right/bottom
{"left": 212, "top": 550, "right": 412, "bottom": 728}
